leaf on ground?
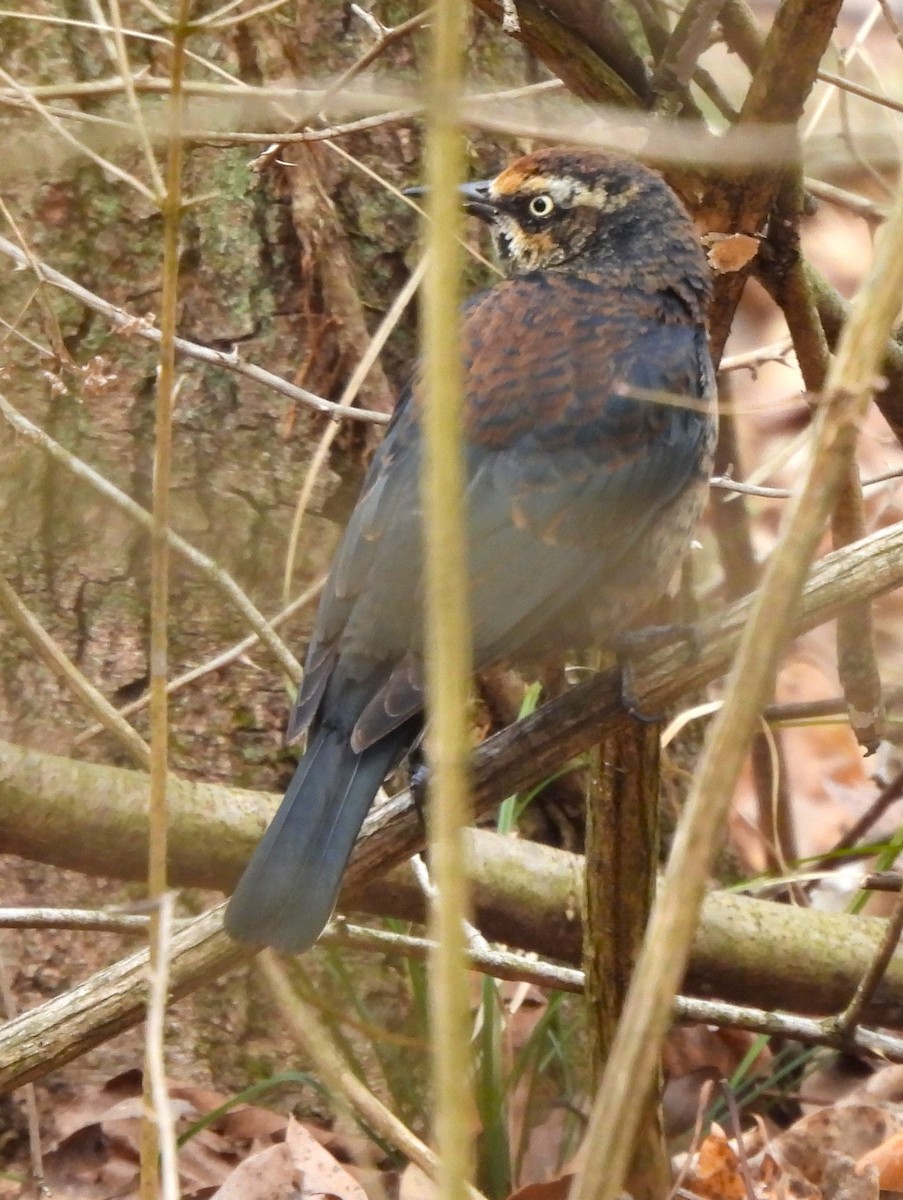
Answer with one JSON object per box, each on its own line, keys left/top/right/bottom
{"left": 684, "top": 1124, "right": 748, "bottom": 1200}
{"left": 663, "top": 1025, "right": 772, "bottom": 1137}
{"left": 822, "top": 1152, "right": 878, "bottom": 1200}
{"left": 211, "top": 1115, "right": 369, "bottom": 1200}
{"left": 759, "top": 1148, "right": 820, "bottom": 1200}
{"left": 505, "top": 1173, "right": 575, "bottom": 1200}
{"left": 856, "top": 1129, "right": 903, "bottom": 1190}
{"left": 767, "top": 1104, "right": 900, "bottom": 1185}
{"left": 41, "top": 1069, "right": 290, "bottom": 1198}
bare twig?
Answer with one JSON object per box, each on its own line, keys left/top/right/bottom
{"left": 421, "top": 4, "right": 474, "bottom": 1200}
{"left": 258, "top": 950, "right": 490, "bottom": 1200}
{"left": 651, "top": 0, "right": 728, "bottom": 107}
{"left": 834, "top": 878, "right": 903, "bottom": 1036}
{"left": 73, "top": 579, "right": 324, "bottom": 748}
{"left": 140, "top": 11, "right": 193, "bottom": 1192}
{"left": 812, "top": 765, "right": 903, "bottom": 874}
{"left": 718, "top": 338, "right": 795, "bottom": 374}
{"left": 0, "top": 234, "right": 387, "bottom": 425}
{"left": 711, "top": 465, "right": 903, "bottom": 500}
{"left": 281, "top": 257, "right": 427, "bottom": 605}
{"left": 877, "top": 0, "right": 903, "bottom": 50}
{"left": 816, "top": 68, "right": 903, "bottom": 119}
{"left": 0, "top": 907, "right": 161, "bottom": 933}
{"left": 804, "top": 177, "right": 887, "bottom": 222}
{"left": 0, "top": 574, "right": 151, "bottom": 767}
{"left": 0, "top": 391, "right": 303, "bottom": 683}
{"left": 105, "top": 0, "right": 165, "bottom": 195}
{"left": 144, "top": 894, "right": 179, "bottom": 1200}
{"left": 0, "top": 63, "right": 156, "bottom": 199}
{"left": 249, "top": 7, "right": 432, "bottom": 171}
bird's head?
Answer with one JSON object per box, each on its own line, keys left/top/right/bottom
{"left": 459, "top": 148, "right": 699, "bottom": 278}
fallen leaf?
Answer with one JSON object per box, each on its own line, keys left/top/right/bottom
{"left": 857, "top": 1129, "right": 903, "bottom": 1190}
{"left": 211, "top": 1117, "right": 368, "bottom": 1200}
{"left": 505, "top": 1176, "right": 574, "bottom": 1200}
{"left": 685, "top": 1125, "right": 747, "bottom": 1200}
{"left": 770, "top": 1104, "right": 900, "bottom": 1184}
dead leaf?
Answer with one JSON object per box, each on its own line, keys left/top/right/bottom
{"left": 759, "top": 1149, "right": 820, "bottom": 1200}
{"left": 857, "top": 1129, "right": 903, "bottom": 1190}
{"left": 822, "top": 1151, "right": 878, "bottom": 1200}
{"left": 703, "top": 232, "right": 760, "bottom": 273}
{"left": 771, "top": 1105, "right": 900, "bottom": 1184}
{"left": 211, "top": 1117, "right": 368, "bottom": 1200}
{"left": 209, "top": 1141, "right": 299, "bottom": 1200}
{"left": 685, "top": 1125, "right": 747, "bottom": 1200}
{"left": 506, "top": 1176, "right": 575, "bottom": 1200}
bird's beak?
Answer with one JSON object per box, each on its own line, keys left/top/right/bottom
{"left": 403, "top": 180, "right": 498, "bottom": 222}
{"left": 457, "top": 180, "right": 497, "bottom": 221}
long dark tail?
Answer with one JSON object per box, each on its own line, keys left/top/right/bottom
{"left": 225, "top": 725, "right": 411, "bottom": 954}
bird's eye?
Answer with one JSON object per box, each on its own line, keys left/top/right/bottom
{"left": 528, "top": 194, "right": 555, "bottom": 218}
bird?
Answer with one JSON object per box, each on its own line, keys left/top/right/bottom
{"left": 225, "top": 147, "right": 716, "bottom": 955}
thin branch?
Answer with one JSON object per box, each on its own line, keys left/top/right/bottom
{"left": 0, "top": 391, "right": 303, "bottom": 682}
{"left": 141, "top": 9, "right": 192, "bottom": 1191}
{"left": 0, "top": 575, "right": 151, "bottom": 767}
{"left": 106, "top": 0, "right": 165, "bottom": 195}
{"left": 718, "top": 337, "right": 795, "bottom": 374}
{"left": 812, "top": 765, "right": 903, "bottom": 874}
{"left": 144, "top": 894, "right": 179, "bottom": 1200}
{"left": 197, "top": 0, "right": 291, "bottom": 30}
{"left": 0, "top": 908, "right": 161, "bottom": 933}
{"left": 249, "top": 7, "right": 432, "bottom": 171}
{"left": 321, "top": 922, "right": 903, "bottom": 1061}
{"left": 651, "top": 0, "right": 728, "bottom": 105}
{"left": 282, "top": 256, "right": 427, "bottom": 605}
{"left": 834, "top": 879, "right": 903, "bottom": 1036}
{"left": 0, "top": 197, "right": 72, "bottom": 366}
{"left": 0, "top": 64, "right": 156, "bottom": 200}
{"left": 421, "top": 3, "right": 474, "bottom": 1200}
{"left": 74, "top": 579, "right": 324, "bottom": 749}
{"left": 804, "top": 177, "right": 887, "bottom": 223}
{"left": 0, "top": 234, "right": 388, "bottom": 425}
{"left": 816, "top": 67, "right": 903, "bottom": 118}
{"left": 258, "top": 950, "right": 490, "bottom": 1200}
{"left": 195, "top": 109, "right": 420, "bottom": 144}
{"left": 711, "top": 465, "right": 903, "bottom": 500}
{"left": 877, "top": 0, "right": 903, "bottom": 50}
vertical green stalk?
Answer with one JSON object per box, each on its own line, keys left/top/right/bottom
{"left": 141, "top": 3, "right": 192, "bottom": 1197}
{"left": 421, "top": 2, "right": 473, "bottom": 1200}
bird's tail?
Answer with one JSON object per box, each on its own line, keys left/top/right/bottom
{"left": 225, "top": 725, "right": 409, "bottom": 954}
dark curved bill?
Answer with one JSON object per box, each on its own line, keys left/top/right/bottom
{"left": 402, "top": 179, "right": 497, "bottom": 221}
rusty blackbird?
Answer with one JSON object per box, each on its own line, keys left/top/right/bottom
{"left": 225, "top": 148, "right": 715, "bottom": 954}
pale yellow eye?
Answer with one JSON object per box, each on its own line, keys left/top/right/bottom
{"left": 528, "top": 194, "right": 554, "bottom": 218}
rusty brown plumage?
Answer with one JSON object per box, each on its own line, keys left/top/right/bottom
{"left": 226, "top": 148, "right": 716, "bottom": 955}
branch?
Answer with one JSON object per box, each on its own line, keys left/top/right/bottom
{"left": 0, "top": 234, "right": 388, "bottom": 426}
{"left": 3, "top": 515, "right": 903, "bottom": 885}
{"left": 0, "top": 516, "right": 903, "bottom": 1088}
{"left": 7, "top": 824, "right": 903, "bottom": 1092}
